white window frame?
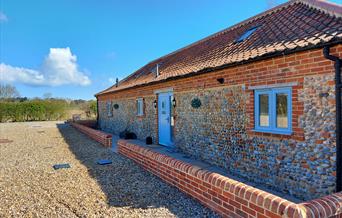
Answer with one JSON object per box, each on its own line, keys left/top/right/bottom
{"left": 254, "top": 87, "right": 292, "bottom": 134}
{"left": 106, "top": 101, "right": 113, "bottom": 117}
{"left": 136, "top": 98, "right": 144, "bottom": 116}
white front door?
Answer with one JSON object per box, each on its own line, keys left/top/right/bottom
{"left": 158, "top": 92, "right": 173, "bottom": 146}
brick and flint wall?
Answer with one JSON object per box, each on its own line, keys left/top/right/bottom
{"left": 99, "top": 96, "right": 157, "bottom": 141}
{"left": 97, "top": 44, "right": 342, "bottom": 200}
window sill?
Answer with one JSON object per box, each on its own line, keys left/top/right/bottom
{"left": 252, "top": 129, "right": 292, "bottom": 135}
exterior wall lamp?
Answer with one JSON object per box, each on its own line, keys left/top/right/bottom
{"left": 172, "top": 97, "right": 176, "bottom": 107}
{"left": 153, "top": 100, "right": 157, "bottom": 108}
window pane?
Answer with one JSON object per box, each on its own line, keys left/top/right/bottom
{"left": 136, "top": 101, "right": 139, "bottom": 114}
{"left": 276, "top": 93, "right": 288, "bottom": 128}
{"left": 137, "top": 99, "right": 142, "bottom": 115}
{"left": 140, "top": 100, "right": 143, "bottom": 115}
{"left": 259, "top": 94, "right": 269, "bottom": 127}
{"left": 107, "top": 101, "right": 112, "bottom": 116}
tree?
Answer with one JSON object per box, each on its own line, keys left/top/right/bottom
{"left": 89, "top": 100, "right": 97, "bottom": 116}
{"left": 0, "top": 84, "right": 20, "bottom": 99}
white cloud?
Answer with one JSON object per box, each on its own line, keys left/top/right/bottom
{"left": 0, "top": 11, "right": 8, "bottom": 23}
{"left": 0, "top": 64, "right": 44, "bottom": 85}
{"left": 0, "top": 48, "right": 91, "bottom": 86}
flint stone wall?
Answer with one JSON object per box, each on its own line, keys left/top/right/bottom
{"left": 98, "top": 97, "right": 156, "bottom": 142}
{"left": 98, "top": 74, "right": 336, "bottom": 200}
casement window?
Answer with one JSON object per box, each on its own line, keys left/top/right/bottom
{"left": 136, "top": 98, "right": 144, "bottom": 116}
{"left": 106, "top": 101, "right": 113, "bottom": 117}
{"left": 254, "top": 87, "right": 292, "bottom": 134}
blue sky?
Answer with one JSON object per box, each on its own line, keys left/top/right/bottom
{"left": 0, "top": 0, "right": 340, "bottom": 99}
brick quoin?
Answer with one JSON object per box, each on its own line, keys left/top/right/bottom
{"left": 117, "top": 140, "right": 342, "bottom": 218}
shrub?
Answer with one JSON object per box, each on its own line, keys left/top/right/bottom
{"left": 0, "top": 100, "right": 67, "bottom": 122}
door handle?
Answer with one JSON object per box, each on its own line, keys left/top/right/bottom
{"left": 166, "top": 117, "right": 170, "bottom": 122}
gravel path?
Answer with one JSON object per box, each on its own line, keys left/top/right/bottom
{"left": 0, "top": 121, "right": 219, "bottom": 218}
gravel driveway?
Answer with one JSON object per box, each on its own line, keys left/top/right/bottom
{"left": 0, "top": 121, "right": 219, "bottom": 218}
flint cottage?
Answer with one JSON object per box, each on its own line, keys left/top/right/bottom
{"left": 96, "top": 0, "right": 342, "bottom": 201}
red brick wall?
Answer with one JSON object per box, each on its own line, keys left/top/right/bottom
{"left": 74, "top": 120, "right": 97, "bottom": 128}
{"left": 118, "top": 140, "right": 342, "bottom": 218}
{"left": 98, "top": 44, "right": 342, "bottom": 142}
{"left": 70, "top": 122, "right": 112, "bottom": 147}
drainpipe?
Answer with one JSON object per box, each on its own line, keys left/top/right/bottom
{"left": 323, "top": 46, "right": 342, "bottom": 193}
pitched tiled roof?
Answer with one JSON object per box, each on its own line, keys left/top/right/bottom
{"left": 97, "top": 0, "right": 342, "bottom": 96}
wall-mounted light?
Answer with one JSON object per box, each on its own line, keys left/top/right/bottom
{"left": 153, "top": 100, "right": 157, "bottom": 108}
{"left": 172, "top": 97, "right": 176, "bottom": 107}
{"left": 217, "top": 78, "right": 224, "bottom": 84}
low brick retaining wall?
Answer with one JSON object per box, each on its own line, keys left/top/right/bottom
{"left": 70, "top": 122, "right": 112, "bottom": 147}
{"left": 74, "top": 120, "right": 97, "bottom": 128}
{"left": 118, "top": 140, "right": 342, "bottom": 218}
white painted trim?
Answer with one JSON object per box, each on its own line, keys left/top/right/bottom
{"left": 136, "top": 98, "right": 144, "bottom": 116}
{"left": 154, "top": 88, "right": 174, "bottom": 94}
{"left": 248, "top": 82, "right": 298, "bottom": 90}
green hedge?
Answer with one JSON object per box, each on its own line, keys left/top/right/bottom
{"left": 0, "top": 100, "right": 68, "bottom": 122}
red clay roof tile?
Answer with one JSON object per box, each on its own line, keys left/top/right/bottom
{"left": 97, "top": 0, "right": 342, "bottom": 96}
